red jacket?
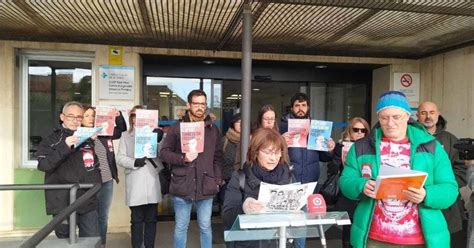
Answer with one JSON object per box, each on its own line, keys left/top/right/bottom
{"left": 159, "top": 115, "right": 223, "bottom": 201}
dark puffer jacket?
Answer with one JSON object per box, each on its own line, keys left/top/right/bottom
{"left": 159, "top": 114, "right": 223, "bottom": 201}
{"left": 222, "top": 163, "right": 292, "bottom": 248}
{"left": 279, "top": 113, "right": 332, "bottom": 183}
{"left": 432, "top": 115, "right": 467, "bottom": 234}
{"left": 37, "top": 125, "right": 101, "bottom": 215}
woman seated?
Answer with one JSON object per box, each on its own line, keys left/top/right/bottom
{"left": 222, "top": 128, "right": 292, "bottom": 248}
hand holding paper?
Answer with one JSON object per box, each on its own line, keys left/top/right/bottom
{"left": 243, "top": 197, "right": 266, "bottom": 214}
{"left": 402, "top": 186, "right": 426, "bottom": 204}
{"left": 65, "top": 135, "right": 79, "bottom": 148}
{"left": 184, "top": 152, "right": 198, "bottom": 163}
{"left": 363, "top": 180, "right": 376, "bottom": 199}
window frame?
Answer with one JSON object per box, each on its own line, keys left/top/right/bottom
{"left": 20, "top": 50, "right": 96, "bottom": 168}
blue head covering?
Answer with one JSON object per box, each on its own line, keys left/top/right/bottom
{"left": 375, "top": 91, "right": 412, "bottom": 114}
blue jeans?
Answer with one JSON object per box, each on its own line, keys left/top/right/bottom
{"left": 173, "top": 196, "right": 213, "bottom": 248}
{"left": 98, "top": 180, "right": 114, "bottom": 245}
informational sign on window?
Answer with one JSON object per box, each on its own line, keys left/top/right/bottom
{"left": 393, "top": 72, "right": 420, "bottom": 108}
{"left": 99, "top": 66, "right": 135, "bottom": 100}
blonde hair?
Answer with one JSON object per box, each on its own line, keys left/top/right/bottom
{"left": 341, "top": 117, "right": 370, "bottom": 141}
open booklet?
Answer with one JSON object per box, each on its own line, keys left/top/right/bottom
{"left": 74, "top": 127, "right": 103, "bottom": 148}
{"left": 374, "top": 166, "right": 428, "bottom": 200}
{"left": 257, "top": 182, "right": 317, "bottom": 212}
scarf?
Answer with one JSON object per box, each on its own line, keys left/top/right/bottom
{"left": 251, "top": 163, "right": 286, "bottom": 185}
{"left": 225, "top": 127, "right": 242, "bottom": 170}
{"left": 225, "top": 128, "right": 240, "bottom": 144}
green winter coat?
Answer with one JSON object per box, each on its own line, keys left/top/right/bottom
{"left": 339, "top": 121, "right": 458, "bottom": 248}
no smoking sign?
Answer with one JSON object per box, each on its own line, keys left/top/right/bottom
{"left": 400, "top": 74, "right": 413, "bottom": 87}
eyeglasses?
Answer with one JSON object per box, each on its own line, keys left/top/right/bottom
{"left": 191, "top": 102, "right": 206, "bottom": 108}
{"left": 259, "top": 149, "right": 282, "bottom": 157}
{"left": 262, "top": 118, "right": 275, "bottom": 122}
{"left": 352, "top": 127, "right": 367, "bottom": 134}
{"left": 63, "top": 114, "right": 84, "bottom": 121}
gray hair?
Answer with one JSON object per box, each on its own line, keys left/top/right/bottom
{"left": 62, "top": 101, "right": 84, "bottom": 113}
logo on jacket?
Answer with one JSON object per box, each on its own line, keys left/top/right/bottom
{"left": 82, "top": 150, "right": 95, "bottom": 171}
{"left": 361, "top": 164, "right": 372, "bottom": 178}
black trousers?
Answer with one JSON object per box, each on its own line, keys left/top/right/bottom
{"left": 130, "top": 204, "right": 158, "bottom": 248}
{"left": 53, "top": 210, "right": 99, "bottom": 239}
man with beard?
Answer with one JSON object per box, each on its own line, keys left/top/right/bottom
{"left": 37, "top": 101, "right": 101, "bottom": 239}
{"left": 340, "top": 91, "right": 458, "bottom": 247}
{"left": 160, "top": 89, "right": 223, "bottom": 248}
{"left": 417, "top": 101, "right": 467, "bottom": 247}
{"left": 279, "top": 93, "right": 335, "bottom": 183}
{"left": 279, "top": 92, "right": 335, "bottom": 248}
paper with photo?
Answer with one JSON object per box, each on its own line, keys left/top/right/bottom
{"left": 180, "top": 121, "right": 205, "bottom": 153}
{"left": 134, "top": 109, "right": 159, "bottom": 158}
{"left": 135, "top": 109, "right": 159, "bottom": 129}
{"left": 134, "top": 129, "right": 158, "bottom": 158}
{"left": 258, "top": 182, "right": 317, "bottom": 212}
{"left": 74, "top": 127, "right": 103, "bottom": 148}
{"left": 287, "top": 119, "right": 310, "bottom": 148}
{"left": 307, "top": 120, "right": 333, "bottom": 151}
{"left": 94, "top": 106, "right": 116, "bottom": 136}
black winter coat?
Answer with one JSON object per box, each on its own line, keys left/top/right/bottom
{"left": 37, "top": 125, "right": 101, "bottom": 215}
{"left": 222, "top": 163, "right": 292, "bottom": 248}
{"left": 96, "top": 112, "right": 127, "bottom": 183}
{"left": 432, "top": 115, "right": 466, "bottom": 234}
{"left": 326, "top": 142, "right": 358, "bottom": 217}
{"left": 159, "top": 114, "right": 223, "bottom": 201}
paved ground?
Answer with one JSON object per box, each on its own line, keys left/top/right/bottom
{"left": 106, "top": 217, "right": 344, "bottom": 248}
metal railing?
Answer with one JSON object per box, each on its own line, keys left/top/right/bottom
{"left": 0, "top": 183, "right": 101, "bottom": 248}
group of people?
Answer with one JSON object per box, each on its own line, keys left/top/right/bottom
{"left": 36, "top": 88, "right": 468, "bottom": 248}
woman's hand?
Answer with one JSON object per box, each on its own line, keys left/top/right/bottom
{"left": 363, "top": 180, "right": 376, "bottom": 199}
{"left": 327, "top": 138, "right": 336, "bottom": 152}
{"left": 403, "top": 187, "right": 426, "bottom": 204}
{"left": 242, "top": 197, "right": 265, "bottom": 214}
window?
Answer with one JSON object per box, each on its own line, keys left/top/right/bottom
{"left": 20, "top": 51, "right": 94, "bottom": 167}
{"left": 144, "top": 77, "right": 222, "bottom": 127}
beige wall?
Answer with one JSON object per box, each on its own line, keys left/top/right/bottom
{"left": 1, "top": 39, "right": 472, "bottom": 233}
{"left": 371, "top": 66, "right": 391, "bottom": 126}
{"left": 0, "top": 42, "right": 15, "bottom": 231}
{"left": 420, "top": 46, "right": 474, "bottom": 138}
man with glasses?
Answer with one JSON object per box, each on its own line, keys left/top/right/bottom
{"left": 160, "top": 89, "right": 223, "bottom": 248}
{"left": 279, "top": 92, "right": 335, "bottom": 248}
{"left": 417, "top": 101, "right": 467, "bottom": 247}
{"left": 340, "top": 91, "right": 458, "bottom": 247}
{"left": 37, "top": 101, "right": 101, "bottom": 239}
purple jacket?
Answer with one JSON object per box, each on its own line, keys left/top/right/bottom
{"left": 159, "top": 114, "right": 223, "bottom": 201}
